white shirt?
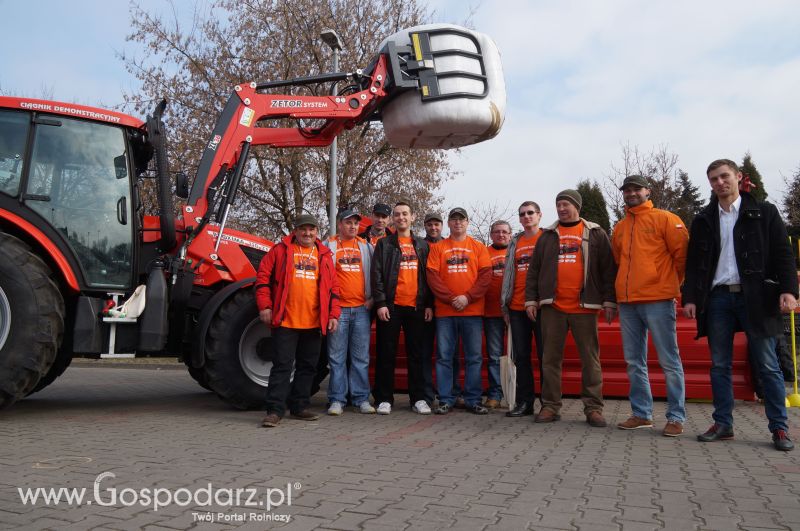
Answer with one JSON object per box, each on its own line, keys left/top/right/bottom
{"left": 712, "top": 195, "right": 742, "bottom": 288}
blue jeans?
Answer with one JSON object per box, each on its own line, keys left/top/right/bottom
{"left": 436, "top": 316, "right": 483, "bottom": 407}
{"left": 327, "top": 305, "right": 371, "bottom": 405}
{"left": 619, "top": 301, "right": 686, "bottom": 422}
{"left": 706, "top": 290, "right": 788, "bottom": 432}
{"left": 483, "top": 317, "right": 505, "bottom": 401}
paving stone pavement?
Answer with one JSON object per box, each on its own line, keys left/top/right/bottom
{"left": 1, "top": 366, "right": 799, "bottom": 530}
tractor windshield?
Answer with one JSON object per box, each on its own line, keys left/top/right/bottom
{"left": 25, "top": 116, "right": 134, "bottom": 288}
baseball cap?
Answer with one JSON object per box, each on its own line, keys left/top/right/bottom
{"left": 294, "top": 214, "right": 319, "bottom": 228}
{"left": 337, "top": 208, "right": 361, "bottom": 222}
{"left": 619, "top": 175, "right": 650, "bottom": 190}
{"left": 424, "top": 212, "right": 443, "bottom": 223}
{"left": 448, "top": 207, "right": 468, "bottom": 219}
{"left": 372, "top": 203, "right": 391, "bottom": 217}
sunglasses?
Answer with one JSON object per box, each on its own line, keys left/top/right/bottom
{"left": 519, "top": 210, "right": 540, "bottom": 217}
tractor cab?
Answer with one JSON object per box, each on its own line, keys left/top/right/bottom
{"left": 0, "top": 98, "right": 156, "bottom": 292}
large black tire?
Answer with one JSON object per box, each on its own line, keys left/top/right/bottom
{"left": 185, "top": 364, "right": 212, "bottom": 391}
{"left": 204, "top": 290, "right": 275, "bottom": 409}
{"left": 0, "top": 232, "right": 65, "bottom": 408}
{"left": 29, "top": 347, "right": 72, "bottom": 394}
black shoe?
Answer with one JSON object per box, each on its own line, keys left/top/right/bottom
{"left": 434, "top": 403, "right": 452, "bottom": 415}
{"left": 467, "top": 404, "right": 489, "bottom": 415}
{"left": 506, "top": 402, "right": 534, "bottom": 417}
{"left": 773, "top": 430, "right": 795, "bottom": 451}
{"left": 697, "top": 424, "right": 734, "bottom": 442}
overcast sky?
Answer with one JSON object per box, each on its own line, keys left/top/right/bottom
{"left": 2, "top": 0, "right": 799, "bottom": 229}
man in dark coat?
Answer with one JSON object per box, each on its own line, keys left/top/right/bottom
{"left": 682, "top": 159, "right": 799, "bottom": 451}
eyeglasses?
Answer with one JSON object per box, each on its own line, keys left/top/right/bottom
{"left": 519, "top": 210, "right": 540, "bottom": 217}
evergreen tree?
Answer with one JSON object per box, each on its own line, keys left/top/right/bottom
{"left": 576, "top": 179, "right": 610, "bottom": 233}
{"left": 783, "top": 165, "right": 800, "bottom": 228}
{"left": 740, "top": 152, "right": 768, "bottom": 202}
{"left": 672, "top": 171, "right": 705, "bottom": 227}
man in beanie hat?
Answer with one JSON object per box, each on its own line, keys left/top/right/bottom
{"left": 525, "top": 190, "right": 617, "bottom": 427}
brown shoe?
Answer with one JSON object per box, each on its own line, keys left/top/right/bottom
{"left": 484, "top": 399, "right": 501, "bottom": 409}
{"left": 534, "top": 409, "right": 561, "bottom": 423}
{"left": 261, "top": 413, "right": 281, "bottom": 428}
{"left": 290, "top": 410, "right": 320, "bottom": 421}
{"left": 586, "top": 411, "right": 607, "bottom": 427}
{"left": 662, "top": 420, "right": 684, "bottom": 437}
{"left": 454, "top": 397, "right": 466, "bottom": 409}
{"left": 617, "top": 416, "right": 653, "bottom": 430}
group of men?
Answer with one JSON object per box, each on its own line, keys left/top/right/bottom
{"left": 254, "top": 158, "right": 799, "bottom": 452}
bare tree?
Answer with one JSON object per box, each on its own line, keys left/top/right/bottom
{"left": 604, "top": 142, "right": 683, "bottom": 223}
{"left": 463, "top": 201, "right": 514, "bottom": 245}
{"left": 121, "top": 0, "right": 454, "bottom": 239}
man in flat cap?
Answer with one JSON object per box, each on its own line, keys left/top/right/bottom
{"left": 256, "top": 214, "right": 341, "bottom": 427}
{"left": 526, "top": 190, "right": 617, "bottom": 427}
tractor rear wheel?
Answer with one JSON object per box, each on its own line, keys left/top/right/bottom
{"left": 29, "top": 347, "right": 72, "bottom": 394}
{"left": 204, "top": 290, "right": 276, "bottom": 409}
{"left": 0, "top": 232, "right": 65, "bottom": 408}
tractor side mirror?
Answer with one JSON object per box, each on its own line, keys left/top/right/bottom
{"left": 175, "top": 172, "right": 189, "bottom": 199}
{"left": 113, "top": 154, "right": 128, "bottom": 179}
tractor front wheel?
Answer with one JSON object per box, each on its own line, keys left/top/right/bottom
{"left": 204, "top": 290, "right": 276, "bottom": 409}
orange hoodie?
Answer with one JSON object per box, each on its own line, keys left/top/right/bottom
{"left": 611, "top": 201, "right": 689, "bottom": 303}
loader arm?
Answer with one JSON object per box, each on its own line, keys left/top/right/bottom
{"left": 186, "top": 54, "right": 391, "bottom": 214}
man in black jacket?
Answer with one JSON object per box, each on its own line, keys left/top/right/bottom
{"left": 683, "top": 159, "right": 799, "bottom": 451}
{"left": 371, "top": 202, "right": 434, "bottom": 415}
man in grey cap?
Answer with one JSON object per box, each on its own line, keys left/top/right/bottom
{"left": 525, "top": 190, "right": 617, "bottom": 427}
{"left": 255, "top": 214, "right": 341, "bottom": 427}
{"left": 360, "top": 203, "right": 393, "bottom": 246}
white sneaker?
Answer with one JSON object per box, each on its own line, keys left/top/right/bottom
{"left": 412, "top": 400, "right": 432, "bottom": 415}
{"left": 358, "top": 402, "right": 376, "bottom": 414}
{"left": 327, "top": 401, "right": 344, "bottom": 416}
{"left": 376, "top": 402, "right": 392, "bottom": 415}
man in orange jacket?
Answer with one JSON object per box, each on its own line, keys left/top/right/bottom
{"left": 611, "top": 175, "right": 689, "bottom": 437}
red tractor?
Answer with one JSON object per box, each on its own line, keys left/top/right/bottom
{"left": 0, "top": 26, "right": 505, "bottom": 409}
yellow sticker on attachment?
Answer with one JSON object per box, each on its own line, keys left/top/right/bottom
{"left": 411, "top": 33, "right": 423, "bottom": 61}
